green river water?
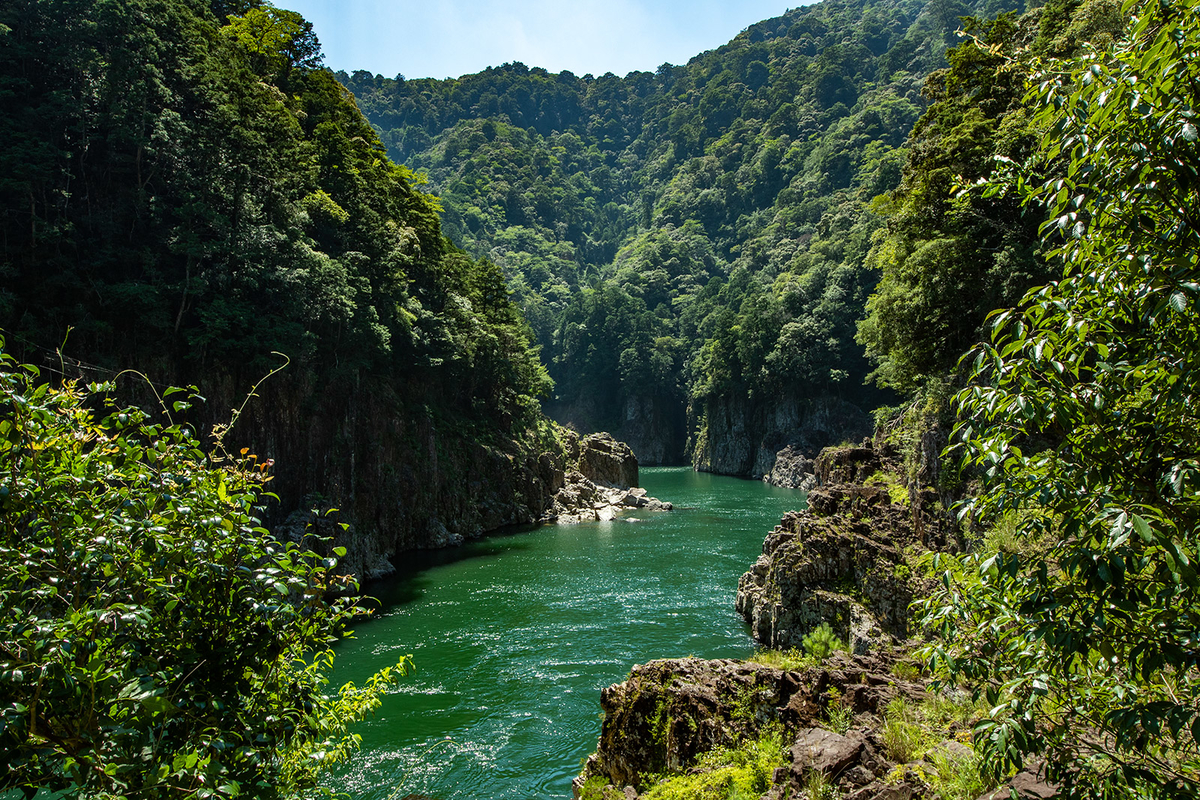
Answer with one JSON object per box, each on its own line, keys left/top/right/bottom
{"left": 329, "top": 467, "right": 806, "bottom": 800}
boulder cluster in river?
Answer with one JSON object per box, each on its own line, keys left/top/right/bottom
{"left": 546, "top": 431, "right": 673, "bottom": 524}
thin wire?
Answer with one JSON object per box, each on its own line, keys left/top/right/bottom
{"left": 0, "top": 325, "right": 176, "bottom": 390}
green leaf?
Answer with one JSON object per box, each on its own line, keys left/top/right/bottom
{"left": 1131, "top": 515, "right": 1155, "bottom": 544}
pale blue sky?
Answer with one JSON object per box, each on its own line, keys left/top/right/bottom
{"left": 278, "top": 0, "right": 803, "bottom": 80}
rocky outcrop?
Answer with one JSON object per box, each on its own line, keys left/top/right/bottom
{"left": 736, "top": 439, "right": 956, "bottom": 654}
{"left": 541, "top": 431, "right": 672, "bottom": 523}
{"left": 575, "top": 653, "right": 1057, "bottom": 800}
{"left": 574, "top": 653, "right": 929, "bottom": 799}
{"left": 580, "top": 658, "right": 801, "bottom": 791}
{"left": 762, "top": 444, "right": 818, "bottom": 491}
{"left": 736, "top": 506, "right": 915, "bottom": 654}
{"left": 577, "top": 432, "right": 640, "bottom": 489}
{"left": 692, "top": 394, "right": 873, "bottom": 487}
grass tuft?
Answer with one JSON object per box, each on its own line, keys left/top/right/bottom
{"left": 639, "top": 727, "right": 786, "bottom": 800}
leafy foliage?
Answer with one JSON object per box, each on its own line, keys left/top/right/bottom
{"left": 857, "top": 1, "right": 1125, "bottom": 391}
{"left": 0, "top": 348, "right": 407, "bottom": 798}
{"left": 919, "top": 1, "right": 1200, "bottom": 793}
{"left": 0, "top": 0, "right": 555, "bottom": 553}
{"left": 342, "top": 0, "right": 1017, "bottom": 452}
{"left": 636, "top": 727, "right": 785, "bottom": 800}
{"left": 0, "top": 0, "right": 549, "bottom": 419}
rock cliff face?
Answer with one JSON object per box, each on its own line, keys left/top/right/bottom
{"left": 168, "top": 373, "right": 562, "bottom": 581}
{"left": 735, "top": 440, "right": 954, "bottom": 653}
{"left": 209, "top": 371, "right": 664, "bottom": 580}
{"left": 545, "top": 393, "right": 688, "bottom": 466}
{"left": 692, "top": 394, "right": 873, "bottom": 488}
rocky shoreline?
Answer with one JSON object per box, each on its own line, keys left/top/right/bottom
{"left": 574, "top": 437, "right": 1057, "bottom": 800}
{"left": 279, "top": 429, "right": 670, "bottom": 581}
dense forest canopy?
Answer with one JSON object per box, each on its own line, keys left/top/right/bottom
{"left": 0, "top": 0, "right": 567, "bottom": 571}
{"left": 5, "top": 0, "right": 1198, "bottom": 795}
{"left": 0, "top": 0, "right": 549, "bottom": 417}
{"left": 340, "top": 0, "right": 1027, "bottom": 462}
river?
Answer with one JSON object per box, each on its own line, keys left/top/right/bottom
{"left": 329, "top": 467, "right": 806, "bottom": 800}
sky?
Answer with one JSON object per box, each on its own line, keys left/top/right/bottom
{"left": 278, "top": 0, "right": 802, "bottom": 81}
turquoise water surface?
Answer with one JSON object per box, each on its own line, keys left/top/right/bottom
{"left": 330, "top": 467, "right": 805, "bottom": 800}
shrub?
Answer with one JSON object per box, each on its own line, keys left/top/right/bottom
{"left": 639, "top": 727, "right": 785, "bottom": 800}
{"left": 802, "top": 622, "right": 846, "bottom": 661}
{"left": 0, "top": 349, "right": 406, "bottom": 798}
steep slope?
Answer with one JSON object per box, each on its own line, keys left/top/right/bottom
{"left": 341, "top": 0, "right": 1022, "bottom": 470}
{"left": 0, "top": 0, "right": 573, "bottom": 576}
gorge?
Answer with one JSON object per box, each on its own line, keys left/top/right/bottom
{"left": 2, "top": 0, "right": 1195, "bottom": 797}
{"left": 327, "top": 469, "right": 810, "bottom": 800}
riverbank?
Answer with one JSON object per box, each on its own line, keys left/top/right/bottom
{"left": 572, "top": 440, "right": 1058, "bottom": 800}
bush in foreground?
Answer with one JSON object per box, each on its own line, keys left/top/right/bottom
{"left": 0, "top": 348, "right": 404, "bottom": 798}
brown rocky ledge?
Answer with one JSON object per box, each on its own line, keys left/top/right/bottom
{"left": 575, "top": 654, "right": 1057, "bottom": 800}
{"left": 573, "top": 653, "right": 927, "bottom": 799}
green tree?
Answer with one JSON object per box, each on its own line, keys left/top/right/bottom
{"left": 221, "top": 6, "right": 322, "bottom": 81}
{"left": 0, "top": 350, "right": 407, "bottom": 798}
{"left": 920, "top": 2, "right": 1200, "bottom": 793}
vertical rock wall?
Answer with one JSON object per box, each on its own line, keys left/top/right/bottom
{"left": 692, "top": 394, "right": 873, "bottom": 487}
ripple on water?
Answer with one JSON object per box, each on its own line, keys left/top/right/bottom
{"left": 330, "top": 467, "right": 807, "bottom": 800}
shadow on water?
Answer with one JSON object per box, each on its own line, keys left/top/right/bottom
{"left": 358, "top": 521, "right": 543, "bottom": 613}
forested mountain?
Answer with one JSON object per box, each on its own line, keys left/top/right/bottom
{"left": 0, "top": 0, "right": 562, "bottom": 576}
{"left": 341, "top": 0, "right": 1023, "bottom": 468}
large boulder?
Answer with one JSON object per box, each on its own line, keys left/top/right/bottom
{"left": 578, "top": 432, "right": 639, "bottom": 489}
{"left": 762, "top": 445, "right": 818, "bottom": 491}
